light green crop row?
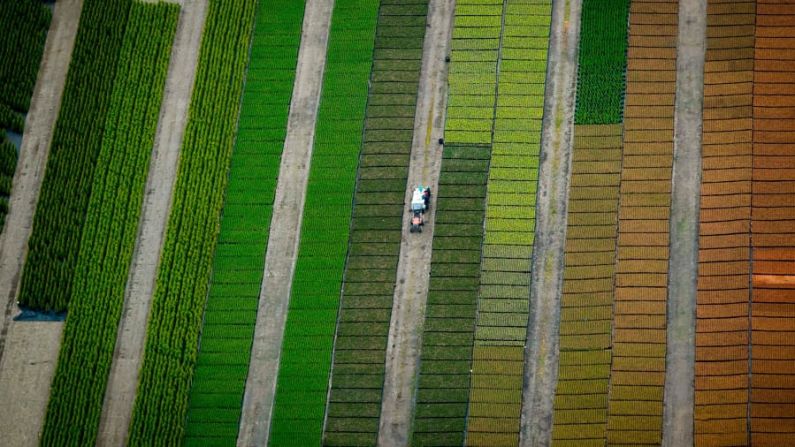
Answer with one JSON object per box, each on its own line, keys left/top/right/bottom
{"left": 40, "top": 3, "right": 178, "bottom": 445}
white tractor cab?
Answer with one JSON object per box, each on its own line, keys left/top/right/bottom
{"left": 409, "top": 185, "right": 431, "bottom": 233}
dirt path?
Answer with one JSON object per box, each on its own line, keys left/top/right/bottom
{"left": 0, "top": 1, "right": 83, "bottom": 445}
{"left": 518, "top": 1, "right": 581, "bottom": 446}
{"left": 375, "top": 0, "right": 453, "bottom": 445}
{"left": 662, "top": 1, "right": 706, "bottom": 446}
{"left": 236, "top": 1, "right": 333, "bottom": 445}
{"left": 94, "top": 1, "right": 206, "bottom": 445}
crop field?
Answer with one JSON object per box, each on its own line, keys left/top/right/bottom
{"left": 323, "top": 1, "right": 429, "bottom": 445}
{"left": 38, "top": 3, "right": 178, "bottom": 445}
{"left": 467, "top": 1, "right": 551, "bottom": 445}
{"left": 182, "top": 2, "right": 306, "bottom": 445}
{"left": 751, "top": 2, "right": 795, "bottom": 444}
{"left": 411, "top": 145, "right": 490, "bottom": 447}
{"left": 126, "top": 1, "right": 257, "bottom": 444}
{"left": 18, "top": 0, "right": 133, "bottom": 312}
{"left": 268, "top": 1, "right": 379, "bottom": 446}
{"left": 0, "top": 0, "right": 51, "bottom": 230}
{"left": 551, "top": 1, "right": 629, "bottom": 446}
{"left": 695, "top": 1, "right": 754, "bottom": 445}
{"left": 606, "top": 1, "right": 678, "bottom": 445}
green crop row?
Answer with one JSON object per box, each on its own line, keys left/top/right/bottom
{"left": 467, "top": 1, "right": 551, "bottom": 443}
{"left": 411, "top": 145, "right": 490, "bottom": 447}
{"left": 127, "top": 1, "right": 257, "bottom": 444}
{"left": 444, "top": 0, "right": 503, "bottom": 146}
{"left": 0, "top": 0, "right": 50, "bottom": 230}
{"left": 0, "top": 0, "right": 50, "bottom": 116}
{"left": 39, "top": 4, "right": 178, "bottom": 444}
{"left": 322, "top": 2, "right": 429, "bottom": 446}
{"left": 268, "top": 2, "right": 380, "bottom": 444}
{"left": 183, "top": 2, "right": 306, "bottom": 445}
{"left": 575, "top": 0, "right": 630, "bottom": 124}
{"left": 18, "top": 0, "right": 133, "bottom": 311}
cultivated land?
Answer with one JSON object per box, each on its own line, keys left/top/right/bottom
{"left": 2, "top": 1, "right": 795, "bottom": 446}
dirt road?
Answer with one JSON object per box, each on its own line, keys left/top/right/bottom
{"left": 662, "top": 1, "right": 706, "bottom": 445}
{"left": 95, "top": 1, "right": 207, "bottom": 445}
{"left": 0, "top": 1, "right": 83, "bottom": 445}
{"left": 236, "top": 1, "right": 333, "bottom": 445}
{"left": 519, "top": 0, "right": 581, "bottom": 446}
{"left": 376, "top": 0, "right": 454, "bottom": 445}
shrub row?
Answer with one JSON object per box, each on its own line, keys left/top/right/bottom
{"left": 183, "top": 2, "right": 306, "bottom": 445}
{"left": 39, "top": 4, "right": 179, "bottom": 444}
{"left": 18, "top": 0, "right": 133, "bottom": 311}
{"left": 127, "top": 1, "right": 258, "bottom": 444}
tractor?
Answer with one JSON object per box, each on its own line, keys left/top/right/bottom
{"left": 409, "top": 185, "right": 431, "bottom": 233}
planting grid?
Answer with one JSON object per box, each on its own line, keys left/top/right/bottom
{"left": 605, "top": 1, "right": 678, "bottom": 445}
{"left": 323, "top": 1, "right": 429, "bottom": 445}
{"left": 466, "top": 1, "right": 551, "bottom": 446}
{"left": 551, "top": 0, "right": 630, "bottom": 445}
{"left": 269, "top": 0, "right": 379, "bottom": 445}
{"left": 751, "top": 2, "right": 795, "bottom": 444}
{"left": 39, "top": 4, "right": 179, "bottom": 445}
{"left": 182, "top": 2, "right": 306, "bottom": 445}
{"left": 696, "top": 1, "right": 754, "bottom": 445}
{"left": 411, "top": 145, "right": 490, "bottom": 447}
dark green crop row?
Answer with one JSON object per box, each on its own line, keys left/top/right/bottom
{"left": 268, "top": 1, "right": 379, "bottom": 445}
{"left": 39, "top": 4, "right": 178, "bottom": 444}
{"left": 0, "top": 0, "right": 50, "bottom": 232}
{"left": 127, "top": 1, "right": 257, "bottom": 444}
{"left": 575, "top": 0, "right": 631, "bottom": 124}
{"left": 183, "top": 2, "right": 306, "bottom": 445}
{"left": 323, "top": 1, "right": 429, "bottom": 445}
{"left": 19, "top": 0, "right": 133, "bottom": 311}
{"left": 411, "top": 145, "right": 490, "bottom": 447}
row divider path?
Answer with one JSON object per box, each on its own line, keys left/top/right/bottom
{"left": 0, "top": 0, "right": 83, "bottom": 445}
{"left": 236, "top": 0, "right": 334, "bottom": 444}
{"left": 519, "top": 0, "right": 581, "bottom": 445}
{"left": 375, "top": 0, "right": 454, "bottom": 444}
{"left": 95, "top": 1, "right": 209, "bottom": 445}
{"left": 662, "top": 0, "right": 707, "bottom": 445}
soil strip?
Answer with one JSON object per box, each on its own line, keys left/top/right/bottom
{"left": 95, "top": 1, "right": 208, "bottom": 445}
{"left": 0, "top": 0, "right": 84, "bottom": 444}
{"left": 236, "top": 1, "right": 334, "bottom": 444}
{"left": 662, "top": 1, "right": 707, "bottom": 445}
{"left": 518, "top": 0, "right": 581, "bottom": 445}
{"left": 375, "top": 0, "right": 454, "bottom": 444}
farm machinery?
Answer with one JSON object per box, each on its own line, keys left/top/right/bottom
{"left": 409, "top": 185, "right": 431, "bottom": 233}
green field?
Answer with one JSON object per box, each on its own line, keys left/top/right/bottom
{"left": 412, "top": 145, "right": 490, "bottom": 447}
{"left": 323, "top": 1, "right": 429, "bottom": 445}
{"left": 268, "top": 1, "right": 379, "bottom": 445}
{"left": 18, "top": 0, "right": 132, "bottom": 311}
{"left": 127, "top": 1, "right": 257, "bottom": 444}
{"left": 183, "top": 2, "right": 306, "bottom": 445}
{"left": 39, "top": 3, "right": 178, "bottom": 444}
